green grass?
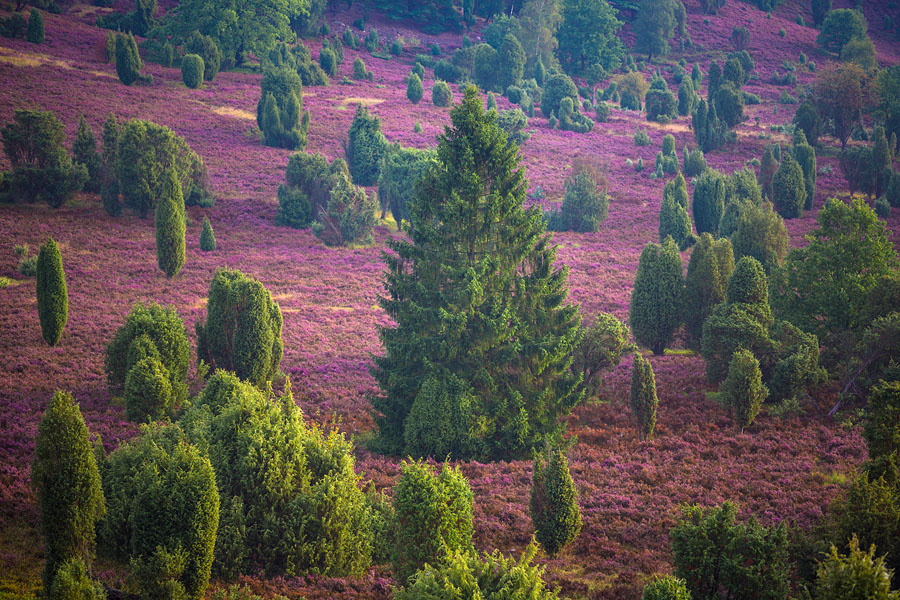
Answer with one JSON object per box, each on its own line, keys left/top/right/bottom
{"left": 664, "top": 348, "right": 696, "bottom": 356}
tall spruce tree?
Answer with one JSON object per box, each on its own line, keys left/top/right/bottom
{"left": 629, "top": 237, "right": 684, "bottom": 355}
{"left": 154, "top": 169, "right": 186, "bottom": 278}
{"left": 371, "top": 86, "right": 583, "bottom": 461}
{"left": 36, "top": 238, "right": 68, "bottom": 347}
{"left": 32, "top": 391, "right": 105, "bottom": 591}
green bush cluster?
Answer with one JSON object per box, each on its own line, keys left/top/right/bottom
{"left": 184, "top": 31, "right": 221, "bottom": 81}
{"left": 432, "top": 80, "right": 452, "bottom": 107}
{"left": 377, "top": 145, "right": 437, "bottom": 225}
{"left": 346, "top": 104, "right": 388, "bottom": 186}
{"left": 155, "top": 168, "right": 186, "bottom": 278}
{"left": 557, "top": 161, "right": 608, "bottom": 232}
{"left": 257, "top": 66, "right": 310, "bottom": 150}
{"left": 181, "top": 53, "right": 204, "bottom": 88}
{"left": 684, "top": 233, "right": 734, "bottom": 347}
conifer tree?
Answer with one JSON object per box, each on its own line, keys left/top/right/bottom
{"left": 772, "top": 153, "right": 806, "bottom": 219}
{"left": 27, "top": 8, "right": 43, "bottom": 44}
{"left": 372, "top": 86, "right": 582, "bottom": 460}
{"left": 684, "top": 233, "right": 734, "bottom": 347}
{"left": 630, "top": 353, "right": 658, "bottom": 440}
{"left": 406, "top": 72, "right": 423, "bottom": 104}
{"left": 73, "top": 116, "right": 101, "bottom": 193}
{"left": 498, "top": 33, "right": 526, "bottom": 90}
{"left": 659, "top": 172, "right": 692, "bottom": 248}
{"left": 872, "top": 125, "right": 891, "bottom": 197}
{"left": 200, "top": 216, "right": 216, "bottom": 251}
{"left": 256, "top": 66, "right": 309, "bottom": 149}
{"left": 731, "top": 201, "right": 789, "bottom": 272}
{"left": 721, "top": 349, "right": 767, "bottom": 432}
{"left": 758, "top": 145, "right": 778, "bottom": 200}
{"left": 36, "top": 238, "right": 68, "bottom": 347}
{"left": 793, "top": 136, "right": 816, "bottom": 210}
{"left": 196, "top": 269, "right": 283, "bottom": 388}
{"left": 123, "top": 356, "right": 172, "bottom": 423}
{"left": 32, "top": 391, "right": 105, "bottom": 591}
{"left": 154, "top": 169, "right": 185, "bottom": 278}
{"left": 100, "top": 113, "right": 121, "bottom": 216}
{"left": 692, "top": 168, "right": 726, "bottom": 236}
{"left": 115, "top": 33, "right": 142, "bottom": 86}
{"left": 346, "top": 104, "right": 388, "bottom": 186}
{"left": 530, "top": 445, "right": 582, "bottom": 557}
{"left": 629, "top": 237, "right": 684, "bottom": 355}
{"left": 677, "top": 77, "right": 695, "bottom": 116}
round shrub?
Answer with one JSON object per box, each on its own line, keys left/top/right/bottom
{"left": 530, "top": 445, "right": 581, "bottom": 557}
{"left": 181, "top": 54, "right": 204, "bottom": 88}
{"left": 731, "top": 202, "right": 788, "bottom": 272}
{"left": 594, "top": 101, "right": 609, "bottom": 122}
{"left": 646, "top": 87, "right": 678, "bottom": 122}
{"left": 200, "top": 216, "right": 216, "bottom": 251}
{"left": 432, "top": 80, "right": 452, "bottom": 107}
{"left": 542, "top": 72, "right": 578, "bottom": 119}
{"left": 715, "top": 83, "right": 744, "bottom": 127}
{"left": 36, "top": 238, "right": 67, "bottom": 347}
{"left": 473, "top": 43, "right": 499, "bottom": 92}
{"left": 630, "top": 353, "right": 658, "bottom": 440}
{"left": 352, "top": 57, "right": 368, "bottom": 80}
{"left": 125, "top": 334, "right": 160, "bottom": 375}
{"left": 124, "top": 356, "right": 173, "bottom": 423}
{"left": 772, "top": 153, "right": 805, "bottom": 219}
{"left": 154, "top": 168, "right": 186, "bottom": 278}
{"left": 393, "top": 460, "right": 473, "bottom": 585}
{"left": 391, "top": 37, "right": 403, "bottom": 55}
{"left": 571, "top": 312, "right": 634, "bottom": 399}
{"left": 642, "top": 576, "right": 691, "bottom": 600}
{"left": 32, "top": 391, "right": 106, "bottom": 591}
{"left": 105, "top": 302, "right": 189, "bottom": 403}
{"left": 406, "top": 72, "right": 423, "bottom": 103}
{"left": 721, "top": 349, "right": 767, "bottom": 431}
{"left": 195, "top": 269, "right": 283, "bottom": 388}
{"left": 662, "top": 134, "right": 676, "bottom": 157}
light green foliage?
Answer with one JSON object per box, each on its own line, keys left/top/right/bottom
{"left": 815, "top": 535, "right": 900, "bottom": 600}
{"left": 392, "top": 461, "right": 473, "bottom": 585}
{"left": 659, "top": 180, "right": 692, "bottom": 249}
{"left": 181, "top": 54, "right": 204, "bottom": 88}
{"left": 730, "top": 201, "right": 788, "bottom": 272}
{"left": 372, "top": 87, "right": 582, "bottom": 460}
{"left": 630, "top": 353, "right": 659, "bottom": 440}
{"left": 155, "top": 169, "right": 186, "bottom": 278}
{"left": 347, "top": 104, "right": 388, "bottom": 186}
{"left": 818, "top": 8, "right": 868, "bottom": 54}
{"left": 830, "top": 471, "right": 900, "bottom": 575}
{"left": 377, "top": 145, "right": 437, "bottom": 225}
{"left": 195, "top": 269, "right": 283, "bottom": 387}
{"left": 200, "top": 216, "right": 216, "bottom": 251}
{"left": 542, "top": 72, "right": 578, "bottom": 119}
{"left": 642, "top": 575, "right": 692, "bottom": 600}
{"left": 105, "top": 302, "right": 190, "bottom": 403}
{"left": 671, "top": 502, "right": 790, "bottom": 600}
{"left": 36, "top": 238, "right": 68, "bottom": 346}
{"left": 772, "top": 152, "right": 805, "bottom": 219}
{"left": 73, "top": 115, "right": 101, "bottom": 193}
{"left": 560, "top": 161, "right": 608, "bottom": 232}
{"left": 97, "top": 423, "right": 218, "bottom": 600}
{"left": 49, "top": 557, "right": 105, "bottom": 600}
{"left": 406, "top": 72, "right": 423, "bottom": 103}
{"left": 116, "top": 119, "right": 207, "bottom": 216}
{"left": 692, "top": 168, "right": 726, "bottom": 236}
{"left": 530, "top": 445, "right": 582, "bottom": 556}
{"left": 276, "top": 151, "right": 331, "bottom": 229}
{"left": 721, "top": 349, "right": 767, "bottom": 431}
{"left": 395, "top": 541, "right": 559, "bottom": 599}
{"left": 432, "top": 80, "right": 452, "bottom": 107}
{"left": 682, "top": 147, "right": 706, "bottom": 177}
{"left": 841, "top": 35, "right": 876, "bottom": 71}
{"left": 256, "top": 66, "right": 310, "bottom": 149}
{"left": 115, "top": 32, "right": 143, "bottom": 85}
{"left": 662, "top": 134, "right": 676, "bottom": 158}
{"left": 402, "top": 372, "right": 478, "bottom": 460}
{"left": 725, "top": 167, "right": 762, "bottom": 207}
{"left": 124, "top": 356, "right": 173, "bottom": 423}
{"left": 184, "top": 31, "right": 221, "bottom": 81}
{"left": 33, "top": 391, "right": 106, "bottom": 591}
{"left": 633, "top": 0, "right": 676, "bottom": 62}
{"left": 572, "top": 312, "right": 634, "bottom": 399}
{"left": 630, "top": 237, "right": 684, "bottom": 355}
{"left": 178, "top": 372, "right": 373, "bottom": 578}
{"left": 27, "top": 8, "right": 43, "bottom": 43}
{"left": 684, "top": 233, "right": 734, "bottom": 347}
{"left": 498, "top": 33, "right": 525, "bottom": 90}
{"left": 557, "top": 0, "right": 624, "bottom": 74}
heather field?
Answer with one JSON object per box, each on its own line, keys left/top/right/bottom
{"left": 1, "top": 0, "right": 898, "bottom": 598}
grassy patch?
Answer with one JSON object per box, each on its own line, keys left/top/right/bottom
{"left": 0, "top": 522, "right": 42, "bottom": 600}
{"left": 664, "top": 348, "right": 696, "bottom": 356}
{"left": 338, "top": 97, "right": 385, "bottom": 110}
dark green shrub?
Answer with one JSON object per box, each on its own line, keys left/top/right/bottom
{"left": 572, "top": 312, "right": 634, "bottom": 399}
{"left": 531, "top": 445, "right": 582, "bottom": 557}
{"left": 412, "top": 61, "right": 425, "bottom": 80}
{"left": 692, "top": 168, "right": 726, "bottom": 236}
{"left": 875, "top": 195, "right": 891, "bottom": 219}
{"left": 36, "top": 238, "right": 68, "bottom": 347}
{"left": 432, "top": 80, "right": 452, "bottom": 107}
{"left": 276, "top": 151, "right": 331, "bottom": 229}
{"left": 759, "top": 144, "right": 778, "bottom": 200}
{"left": 0, "top": 12, "right": 27, "bottom": 39}
{"left": 200, "top": 216, "right": 216, "bottom": 251}
{"left": 506, "top": 85, "right": 523, "bottom": 104}
{"left": 312, "top": 165, "right": 378, "bottom": 246}
{"left": 256, "top": 67, "right": 310, "bottom": 150}
{"left": 863, "top": 380, "right": 900, "bottom": 486}
{"left": 831, "top": 471, "right": 900, "bottom": 574}
{"left": 630, "top": 353, "right": 658, "bottom": 440}
{"left": 559, "top": 160, "right": 608, "bottom": 232}
{"left": 815, "top": 535, "right": 900, "bottom": 600}
{"left": 659, "top": 186, "right": 693, "bottom": 249}
{"left": 98, "top": 423, "right": 218, "bottom": 600}
{"left": 49, "top": 558, "right": 105, "bottom": 600}
{"left": 684, "top": 233, "right": 734, "bottom": 346}
{"left": 105, "top": 302, "right": 189, "bottom": 403}
{"left": 73, "top": 115, "right": 101, "bottom": 193}
{"left": 473, "top": 43, "right": 499, "bottom": 91}
{"left": 195, "top": 269, "right": 282, "bottom": 387}
{"left": 721, "top": 349, "right": 767, "bottom": 431}
{"left": 365, "top": 27, "right": 379, "bottom": 52}
{"left": 434, "top": 59, "right": 465, "bottom": 83}
{"left": 498, "top": 33, "right": 525, "bottom": 91}
{"left": 542, "top": 72, "right": 579, "bottom": 119}
{"left": 392, "top": 460, "right": 473, "bottom": 585}
{"left": 662, "top": 134, "right": 676, "bottom": 158}
{"left": 594, "top": 101, "right": 610, "bottom": 122}
{"left": 630, "top": 237, "right": 684, "bottom": 355}
{"left": 715, "top": 83, "right": 744, "bottom": 127}
{"left": 377, "top": 145, "right": 436, "bottom": 225}
{"left": 793, "top": 141, "right": 816, "bottom": 210}
{"left": 155, "top": 169, "right": 186, "bottom": 278}
{"left": 818, "top": 8, "right": 868, "bottom": 54}
{"left": 124, "top": 356, "right": 172, "bottom": 423}
{"left": 772, "top": 152, "right": 806, "bottom": 218}
{"left": 184, "top": 31, "right": 221, "bottom": 81}
{"left": 683, "top": 147, "right": 707, "bottom": 177}
{"left": 646, "top": 87, "right": 678, "bottom": 122}
{"left": 402, "top": 372, "right": 478, "bottom": 460}
{"left": 671, "top": 502, "right": 790, "bottom": 600}
{"left": 634, "top": 128, "right": 651, "bottom": 146}
{"left": 115, "top": 32, "right": 143, "bottom": 85}
{"left": 27, "top": 8, "right": 44, "bottom": 44}
{"left": 391, "top": 37, "right": 403, "bottom": 55}
{"left": 319, "top": 47, "right": 337, "bottom": 76}
{"left": 346, "top": 104, "right": 388, "bottom": 186}
{"left": 677, "top": 77, "right": 695, "bottom": 116}
{"left": 486, "top": 91, "right": 498, "bottom": 113}
{"left": 642, "top": 576, "right": 691, "bottom": 600}
{"left": 406, "top": 72, "right": 423, "bottom": 103}
{"left": 353, "top": 57, "right": 369, "bottom": 80}
{"left": 181, "top": 54, "right": 204, "bottom": 88}
{"left": 793, "top": 99, "right": 821, "bottom": 146}
{"left": 100, "top": 113, "right": 121, "bottom": 216}
{"left": 33, "top": 391, "right": 106, "bottom": 591}
{"left": 342, "top": 26, "right": 357, "bottom": 49}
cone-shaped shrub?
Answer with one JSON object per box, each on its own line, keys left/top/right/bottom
{"left": 721, "top": 349, "right": 767, "bottom": 431}
{"left": 772, "top": 153, "right": 805, "bottom": 219}
{"left": 642, "top": 575, "right": 692, "bottom": 600}
{"left": 346, "top": 104, "right": 388, "bottom": 186}
{"left": 432, "top": 80, "right": 452, "bottom": 107}
{"left": 184, "top": 31, "right": 220, "bottom": 81}
{"left": 498, "top": 33, "right": 525, "bottom": 90}
{"left": 629, "top": 237, "right": 684, "bottom": 355}
{"left": 758, "top": 145, "right": 777, "bottom": 200}
{"left": 692, "top": 169, "right": 726, "bottom": 236}
{"left": 660, "top": 172, "right": 692, "bottom": 247}
{"left": 407, "top": 72, "right": 423, "bottom": 104}
{"left": 256, "top": 66, "right": 309, "bottom": 150}
{"left": 677, "top": 77, "right": 695, "bottom": 116}
{"left": 530, "top": 445, "right": 582, "bottom": 557}
{"left": 630, "top": 353, "right": 658, "bottom": 440}
{"left": 125, "top": 333, "right": 160, "bottom": 375}
{"left": 684, "top": 233, "right": 734, "bottom": 347}
{"left": 195, "top": 269, "right": 283, "bottom": 387}
{"left": 392, "top": 460, "right": 473, "bottom": 585}
{"left": 36, "top": 238, "right": 68, "bottom": 347}
{"left": 115, "top": 32, "right": 142, "bottom": 86}
{"left": 320, "top": 47, "right": 337, "bottom": 76}
{"left": 731, "top": 202, "right": 788, "bottom": 272}
{"left": 181, "top": 54, "right": 204, "bottom": 89}
{"left": 793, "top": 140, "right": 816, "bottom": 210}
{"left": 32, "top": 391, "right": 105, "bottom": 591}
{"left": 124, "top": 356, "right": 173, "bottom": 423}
{"left": 154, "top": 169, "right": 186, "bottom": 278}
{"left": 73, "top": 115, "right": 101, "bottom": 193}
{"left": 199, "top": 216, "right": 216, "bottom": 251}
{"left": 27, "top": 8, "right": 43, "bottom": 44}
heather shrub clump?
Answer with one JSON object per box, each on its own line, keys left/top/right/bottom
{"left": 630, "top": 353, "right": 658, "bottom": 440}
{"left": 181, "top": 53, "right": 204, "bottom": 89}
{"left": 36, "top": 238, "right": 68, "bottom": 347}
{"left": 530, "top": 445, "right": 582, "bottom": 557}
{"left": 196, "top": 269, "right": 283, "bottom": 388}
{"left": 630, "top": 237, "right": 684, "bottom": 355}
{"left": 392, "top": 460, "right": 473, "bottom": 585}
